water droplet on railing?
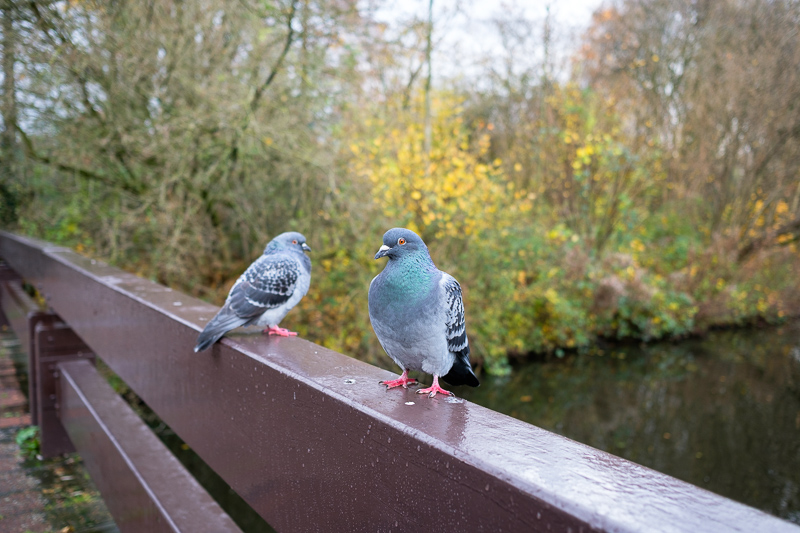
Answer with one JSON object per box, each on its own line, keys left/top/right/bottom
{"left": 172, "top": 301, "right": 182, "bottom": 306}
{"left": 445, "top": 397, "right": 464, "bottom": 404}
{"left": 405, "top": 401, "right": 415, "bottom": 406}
{"left": 344, "top": 378, "right": 356, "bottom": 384}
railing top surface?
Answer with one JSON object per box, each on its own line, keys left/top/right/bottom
{"left": 1, "top": 230, "right": 797, "bottom": 533}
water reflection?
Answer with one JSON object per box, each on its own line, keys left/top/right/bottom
{"left": 459, "top": 322, "right": 800, "bottom": 524}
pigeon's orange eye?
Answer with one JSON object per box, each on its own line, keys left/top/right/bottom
{"left": 292, "top": 239, "right": 298, "bottom": 244}
{"left": 398, "top": 238, "right": 406, "bottom": 245}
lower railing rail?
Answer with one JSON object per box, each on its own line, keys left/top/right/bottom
{"left": 58, "top": 359, "right": 241, "bottom": 532}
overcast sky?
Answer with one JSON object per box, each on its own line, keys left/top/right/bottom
{"left": 373, "top": 0, "right": 606, "bottom": 81}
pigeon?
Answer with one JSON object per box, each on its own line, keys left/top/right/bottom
{"left": 368, "top": 228, "right": 479, "bottom": 397}
{"left": 194, "top": 231, "right": 311, "bottom": 352}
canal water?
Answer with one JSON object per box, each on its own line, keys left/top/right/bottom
{"left": 458, "top": 321, "right": 800, "bottom": 524}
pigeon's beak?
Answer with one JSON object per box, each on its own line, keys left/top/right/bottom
{"left": 374, "top": 244, "right": 391, "bottom": 260}
{"left": 301, "top": 243, "right": 312, "bottom": 252}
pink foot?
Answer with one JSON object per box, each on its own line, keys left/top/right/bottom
{"left": 381, "top": 370, "right": 418, "bottom": 389}
{"left": 263, "top": 326, "right": 297, "bottom": 337}
{"left": 416, "top": 375, "right": 453, "bottom": 398}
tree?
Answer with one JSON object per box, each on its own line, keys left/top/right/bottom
{"left": 12, "top": 0, "right": 365, "bottom": 291}
{"left": 1, "top": 3, "right": 20, "bottom": 224}
{"left": 583, "top": 0, "right": 800, "bottom": 256}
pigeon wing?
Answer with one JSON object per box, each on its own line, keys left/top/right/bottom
{"left": 227, "top": 256, "right": 300, "bottom": 318}
{"left": 442, "top": 275, "right": 469, "bottom": 357}
{"left": 441, "top": 274, "right": 479, "bottom": 387}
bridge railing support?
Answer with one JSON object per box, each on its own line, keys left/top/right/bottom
{"left": 0, "top": 263, "right": 241, "bottom": 532}
{"left": 1, "top": 230, "right": 797, "bottom": 533}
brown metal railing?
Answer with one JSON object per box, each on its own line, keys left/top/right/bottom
{"left": 1, "top": 230, "right": 797, "bottom": 533}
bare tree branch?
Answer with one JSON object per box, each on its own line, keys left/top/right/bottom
{"left": 16, "top": 123, "right": 143, "bottom": 196}
{"left": 250, "top": 0, "right": 298, "bottom": 113}
{"left": 738, "top": 215, "right": 800, "bottom": 263}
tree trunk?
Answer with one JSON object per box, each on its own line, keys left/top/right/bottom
{"left": 1, "top": 5, "right": 17, "bottom": 171}
{"left": 423, "top": 0, "right": 433, "bottom": 159}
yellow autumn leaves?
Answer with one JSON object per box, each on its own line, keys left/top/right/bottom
{"left": 348, "top": 92, "right": 531, "bottom": 242}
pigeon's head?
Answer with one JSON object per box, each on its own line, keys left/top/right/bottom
{"left": 374, "top": 228, "right": 428, "bottom": 260}
{"left": 266, "top": 231, "right": 311, "bottom": 254}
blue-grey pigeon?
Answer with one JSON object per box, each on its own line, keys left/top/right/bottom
{"left": 194, "top": 231, "right": 311, "bottom": 352}
{"left": 368, "top": 228, "right": 479, "bottom": 397}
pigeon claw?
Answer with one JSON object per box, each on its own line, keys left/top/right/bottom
{"left": 264, "top": 326, "right": 298, "bottom": 337}
{"left": 415, "top": 375, "right": 453, "bottom": 398}
{"left": 381, "top": 369, "right": 417, "bottom": 389}
{"left": 381, "top": 376, "right": 418, "bottom": 389}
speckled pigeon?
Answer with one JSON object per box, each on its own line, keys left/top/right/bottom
{"left": 194, "top": 231, "right": 311, "bottom": 352}
{"left": 368, "top": 228, "right": 479, "bottom": 397}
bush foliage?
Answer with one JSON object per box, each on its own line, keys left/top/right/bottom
{"left": 3, "top": 0, "right": 799, "bottom": 374}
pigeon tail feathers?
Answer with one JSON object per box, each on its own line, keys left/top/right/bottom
{"left": 193, "top": 311, "right": 251, "bottom": 352}
{"left": 442, "top": 351, "right": 480, "bottom": 387}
